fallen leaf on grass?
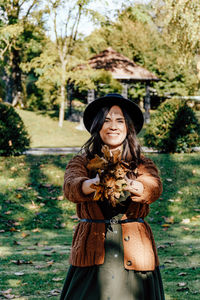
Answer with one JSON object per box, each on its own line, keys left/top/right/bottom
{"left": 46, "top": 260, "right": 54, "bottom": 266}
{"left": 0, "top": 288, "right": 15, "bottom": 299}
{"left": 166, "top": 178, "right": 173, "bottom": 182}
{"left": 10, "top": 166, "right": 17, "bottom": 172}
{"left": 16, "top": 194, "right": 22, "bottom": 199}
{"left": 9, "top": 227, "right": 18, "bottom": 232}
{"left": 48, "top": 289, "right": 61, "bottom": 297}
{"left": 57, "top": 195, "right": 64, "bottom": 201}
{"left": 177, "top": 282, "right": 187, "bottom": 287}
{"left": 21, "top": 232, "right": 30, "bottom": 239}
{"left": 181, "top": 218, "right": 190, "bottom": 224}
{"left": 162, "top": 216, "right": 174, "bottom": 224}
{"left": 42, "top": 184, "right": 53, "bottom": 188}
{"left": 52, "top": 277, "right": 63, "bottom": 282}
{"left": 35, "top": 265, "right": 45, "bottom": 269}
{"left": 178, "top": 272, "right": 187, "bottom": 276}
{"left": 14, "top": 272, "right": 24, "bottom": 276}
{"left": 161, "top": 224, "right": 171, "bottom": 228}
{"left": 164, "top": 259, "right": 174, "bottom": 264}
{"left": 157, "top": 245, "right": 168, "bottom": 249}
{"left": 32, "top": 228, "right": 40, "bottom": 233}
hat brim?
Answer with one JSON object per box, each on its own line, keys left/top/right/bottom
{"left": 83, "top": 94, "right": 144, "bottom": 134}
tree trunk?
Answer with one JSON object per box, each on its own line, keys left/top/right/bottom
{"left": 59, "top": 83, "right": 65, "bottom": 127}
{"left": 11, "top": 48, "right": 23, "bottom": 106}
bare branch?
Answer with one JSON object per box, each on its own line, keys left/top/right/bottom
{"left": 64, "top": 8, "right": 72, "bottom": 38}
{"left": 68, "top": 3, "right": 83, "bottom": 55}
{"left": 19, "top": 0, "right": 27, "bottom": 9}
{"left": 24, "top": 0, "right": 39, "bottom": 20}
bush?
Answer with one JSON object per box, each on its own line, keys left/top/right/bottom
{"left": 144, "top": 98, "right": 200, "bottom": 153}
{"left": 0, "top": 103, "right": 30, "bottom": 156}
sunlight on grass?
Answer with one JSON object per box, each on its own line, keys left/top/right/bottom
{"left": 0, "top": 246, "right": 12, "bottom": 257}
{"left": 8, "top": 279, "right": 21, "bottom": 287}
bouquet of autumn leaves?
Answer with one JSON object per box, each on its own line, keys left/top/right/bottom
{"left": 87, "top": 145, "right": 130, "bottom": 207}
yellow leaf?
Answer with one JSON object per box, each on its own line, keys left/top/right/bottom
{"left": 162, "top": 224, "right": 171, "bottom": 228}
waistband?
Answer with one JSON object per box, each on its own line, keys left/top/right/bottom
{"left": 79, "top": 217, "right": 144, "bottom": 225}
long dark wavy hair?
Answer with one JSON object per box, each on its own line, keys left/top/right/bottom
{"left": 82, "top": 104, "right": 143, "bottom": 167}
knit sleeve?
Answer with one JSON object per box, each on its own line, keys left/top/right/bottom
{"left": 63, "top": 154, "right": 94, "bottom": 203}
{"left": 130, "top": 157, "right": 163, "bottom": 204}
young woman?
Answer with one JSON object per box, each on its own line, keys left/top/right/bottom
{"left": 60, "top": 93, "right": 165, "bottom": 300}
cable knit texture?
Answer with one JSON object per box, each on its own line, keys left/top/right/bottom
{"left": 63, "top": 154, "right": 162, "bottom": 271}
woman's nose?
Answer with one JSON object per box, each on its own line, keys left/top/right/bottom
{"left": 109, "top": 121, "right": 117, "bottom": 129}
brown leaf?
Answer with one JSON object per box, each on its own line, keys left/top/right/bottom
{"left": 46, "top": 260, "right": 54, "bottom": 266}
{"left": 16, "top": 194, "right": 22, "bottom": 199}
{"left": 87, "top": 155, "right": 107, "bottom": 170}
{"left": 21, "top": 232, "right": 30, "bottom": 239}
{"left": 32, "top": 228, "right": 40, "bottom": 233}
{"left": 112, "top": 148, "right": 122, "bottom": 163}
{"left": 162, "top": 224, "right": 171, "bottom": 228}
{"left": 101, "top": 145, "right": 110, "bottom": 160}
{"left": 9, "top": 227, "right": 17, "bottom": 232}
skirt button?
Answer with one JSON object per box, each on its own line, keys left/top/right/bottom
{"left": 126, "top": 260, "right": 132, "bottom": 266}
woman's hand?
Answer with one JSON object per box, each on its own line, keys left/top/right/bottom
{"left": 82, "top": 174, "right": 100, "bottom": 195}
{"left": 124, "top": 176, "right": 144, "bottom": 197}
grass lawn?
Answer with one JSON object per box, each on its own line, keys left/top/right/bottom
{"left": 0, "top": 153, "right": 199, "bottom": 299}
{"left": 16, "top": 109, "right": 90, "bottom": 148}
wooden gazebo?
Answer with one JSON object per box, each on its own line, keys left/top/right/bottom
{"left": 86, "top": 47, "right": 159, "bottom": 123}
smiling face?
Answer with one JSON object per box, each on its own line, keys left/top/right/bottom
{"left": 99, "top": 105, "right": 127, "bottom": 150}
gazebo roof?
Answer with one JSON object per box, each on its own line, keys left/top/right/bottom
{"left": 88, "top": 47, "right": 158, "bottom": 81}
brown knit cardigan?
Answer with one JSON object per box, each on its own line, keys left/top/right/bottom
{"left": 63, "top": 154, "right": 162, "bottom": 271}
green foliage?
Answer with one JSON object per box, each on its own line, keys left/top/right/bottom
{"left": 144, "top": 98, "right": 200, "bottom": 153}
{"left": 155, "top": 0, "right": 200, "bottom": 64}
{"left": 0, "top": 103, "right": 30, "bottom": 156}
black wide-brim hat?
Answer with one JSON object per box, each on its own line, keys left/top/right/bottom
{"left": 83, "top": 93, "right": 144, "bottom": 134}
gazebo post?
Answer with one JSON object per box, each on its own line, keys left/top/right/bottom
{"left": 144, "top": 83, "right": 151, "bottom": 124}
{"left": 67, "top": 83, "right": 73, "bottom": 116}
{"left": 121, "top": 82, "right": 128, "bottom": 98}
{"left": 87, "top": 89, "right": 95, "bottom": 104}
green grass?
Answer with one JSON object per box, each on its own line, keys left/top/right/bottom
{"left": 0, "top": 154, "right": 200, "bottom": 299}
{"left": 16, "top": 109, "right": 90, "bottom": 148}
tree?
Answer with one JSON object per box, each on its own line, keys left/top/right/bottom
{"left": 0, "top": 0, "right": 45, "bottom": 106}
{"left": 155, "top": 0, "right": 200, "bottom": 65}
{"left": 28, "top": 0, "right": 106, "bottom": 127}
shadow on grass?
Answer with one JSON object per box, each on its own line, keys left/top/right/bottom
{"left": 147, "top": 153, "right": 200, "bottom": 299}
